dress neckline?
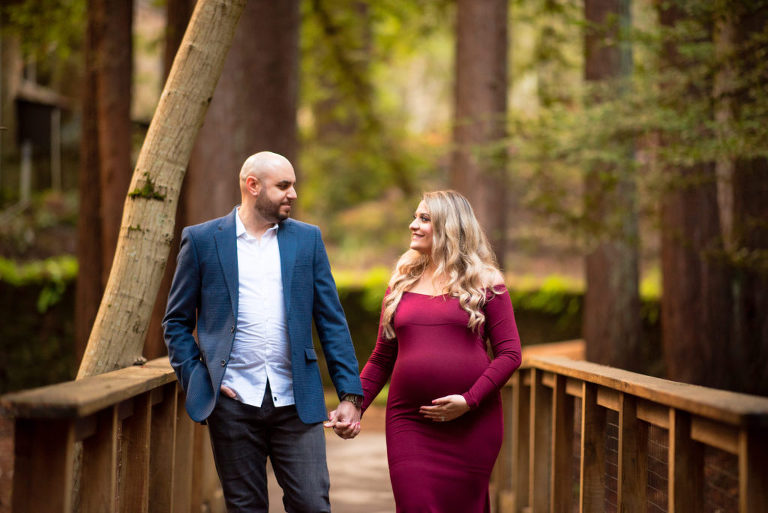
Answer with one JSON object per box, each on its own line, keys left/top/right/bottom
{"left": 403, "top": 283, "right": 506, "bottom": 298}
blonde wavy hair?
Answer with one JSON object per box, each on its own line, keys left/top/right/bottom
{"left": 381, "top": 190, "right": 503, "bottom": 339}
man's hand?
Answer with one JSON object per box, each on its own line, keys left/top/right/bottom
{"left": 419, "top": 394, "right": 470, "bottom": 422}
{"left": 220, "top": 385, "right": 237, "bottom": 398}
{"left": 324, "top": 400, "right": 361, "bottom": 439}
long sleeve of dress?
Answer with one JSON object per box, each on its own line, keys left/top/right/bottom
{"left": 359, "top": 293, "right": 398, "bottom": 412}
{"left": 461, "top": 285, "right": 522, "bottom": 409}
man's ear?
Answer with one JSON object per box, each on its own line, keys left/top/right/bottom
{"left": 246, "top": 176, "right": 261, "bottom": 196}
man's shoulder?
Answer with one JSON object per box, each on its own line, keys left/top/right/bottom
{"left": 183, "top": 211, "right": 235, "bottom": 237}
{"left": 281, "top": 218, "right": 320, "bottom": 235}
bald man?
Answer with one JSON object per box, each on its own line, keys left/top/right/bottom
{"left": 164, "top": 152, "right": 363, "bottom": 512}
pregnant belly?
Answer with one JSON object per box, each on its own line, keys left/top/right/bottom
{"left": 389, "top": 348, "right": 488, "bottom": 408}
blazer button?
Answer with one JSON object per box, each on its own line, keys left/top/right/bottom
{"left": 221, "top": 360, "right": 226, "bottom": 367}
{"left": 230, "top": 325, "right": 235, "bottom": 333}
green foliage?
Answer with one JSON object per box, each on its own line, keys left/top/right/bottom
{"left": 505, "top": 0, "right": 768, "bottom": 271}
{"left": 299, "top": 0, "right": 452, "bottom": 254}
{"left": 2, "top": 0, "right": 86, "bottom": 61}
{"left": 0, "top": 255, "right": 77, "bottom": 312}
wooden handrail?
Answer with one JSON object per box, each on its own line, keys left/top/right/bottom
{"left": 492, "top": 345, "right": 768, "bottom": 513}
{"left": 526, "top": 355, "right": 768, "bottom": 428}
{"left": 0, "top": 357, "right": 221, "bottom": 513}
{"left": 1, "top": 359, "right": 176, "bottom": 419}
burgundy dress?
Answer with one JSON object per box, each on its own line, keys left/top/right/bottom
{"left": 360, "top": 285, "right": 522, "bottom": 513}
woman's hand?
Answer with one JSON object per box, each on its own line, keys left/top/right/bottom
{"left": 420, "top": 394, "right": 470, "bottom": 422}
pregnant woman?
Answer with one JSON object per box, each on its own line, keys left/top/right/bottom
{"left": 359, "top": 190, "right": 522, "bottom": 512}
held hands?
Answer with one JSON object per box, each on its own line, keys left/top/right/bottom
{"left": 324, "top": 400, "right": 362, "bottom": 439}
{"left": 420, "top": 394, "right": 470, "bottom": 422}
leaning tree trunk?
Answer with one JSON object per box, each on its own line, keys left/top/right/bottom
{"left": 143, "top": 0, "right": 196, "bottom": 361}
{"left": 450, "top": 0, "right": 509, "bottom": 268}
{"left": 77, "top": 0, "right": 247, "bottom": 378}
{"left": 582, "top": 0, "right": 643, "bottom": 371}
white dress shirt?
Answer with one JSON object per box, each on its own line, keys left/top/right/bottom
{"left": 220, "top": 208, "right": 294, "bottom": 407}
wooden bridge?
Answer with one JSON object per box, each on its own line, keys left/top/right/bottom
{"left": 2, "top": 341, "right": 767, "bottom": 513}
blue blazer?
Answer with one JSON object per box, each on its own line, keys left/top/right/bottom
{"left": 163, "top": 208, "right": 362, "bottom": 423}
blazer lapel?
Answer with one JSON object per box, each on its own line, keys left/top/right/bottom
{"left": 214, "top": 208, "right": 239, "bottom": 318}
{"left": 277, "top": 218, "right": 297, "bottom": 315}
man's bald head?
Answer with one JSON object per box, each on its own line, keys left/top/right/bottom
{"left": 239, "top": 151, "right": 292, "bottom": 185}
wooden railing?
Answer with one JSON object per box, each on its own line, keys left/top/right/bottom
{"left": 0, "top": 358, "right": 222, "bottom": 513}
{"left": 491, "top": 351, "right": 768, "bottom": 513}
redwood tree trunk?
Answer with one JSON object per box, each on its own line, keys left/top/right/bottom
{"left": 94, "top": 0, "right": 134, "bottom": 286}
{"left": 450, "top": 0, "right": 509, "bottom": 268}
{"left": 714, "top": 2, "right": 768, "bottom": 395}
{"left": 75, "top": 2, "right": 104, "bottom": 361}
{"left": 658, "top": 1, "right": 731, "bottom": 389}
{"left": 185, "top": 0, "right": 300, "bottom": 226}
{"left": 582, "top": 0, "right": 643, "bottom": 370}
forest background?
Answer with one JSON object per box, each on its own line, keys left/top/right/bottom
{"left": 0, "top": 0, "right": 766, "bottom": 397}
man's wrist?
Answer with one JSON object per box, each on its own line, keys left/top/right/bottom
{"left": 341, "top": 393, "right": 363, "bottom": 409}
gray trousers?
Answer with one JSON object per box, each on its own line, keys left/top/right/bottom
{"left": 206, "top": 383, "right": 331, "bottom": 513}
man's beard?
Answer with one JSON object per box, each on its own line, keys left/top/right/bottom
{"left": 256, "top": 194, "right": 291, "bottom": 223}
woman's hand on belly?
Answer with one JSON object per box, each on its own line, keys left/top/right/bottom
{"left": 419, "top": 394, "right": 470, "bottom": 422}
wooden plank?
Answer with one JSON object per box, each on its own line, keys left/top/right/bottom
{"left": 579, "top": 383, "right": 605, "bottom": 513}
{"left": 566, "top": 378, "right": 583, "bottom": 398}
{"left": 0, "top": 358, "right": 177, "bottom": 419}
{"left": 617, "top": 394, "right": 647, "bottom": 512}
{"left": 149, "top": 383, "right": 177, "bottom": 513}
{"left": 119, "top": 393, "right": 151, "bottom": 513}
{"left": 80, "top": 407, "right": 119, "bottom": 513}
{"left": 636, "top": 398, "right": 669, "bottom": 429}
{"left": 173, "top": 387, "right": 194, "bottom": 513}
{"left": 511, "top": 371, "right": 531, "bottom": 512}
{"left": 542, "top": 372, "right": 556, "bottom": 388}
{"left": 526, "top": 356, "right": 768, "bottom": 427}
{"left": 597, "top": 387, "right": 620, "bottom": 412}
{"left": 739, "top": 426, "right": 768, "bottom": 513}
{"left": 529, "top": 368, "right": 552, "bottom": 513}
{"left": 551, "top": 374, "right": 574, "bottom": 512}
{"left": 12, "top": 418, "right": 75, "bottom": 513}
{"left": 690, "top": 416, "right": 739, "bottom": 454}
{"left": 668, "top": 409, "right": 703, "bottom": 513}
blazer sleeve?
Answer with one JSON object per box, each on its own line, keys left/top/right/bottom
{"left": 310, "top": 227, "right": 363, "bottom": 398}
{"left": 163, "top": 227, "right": 205, "bottom": 392}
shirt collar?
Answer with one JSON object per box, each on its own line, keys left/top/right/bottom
{"left": 235, "top": 207, "right": 278, "bottom": 239}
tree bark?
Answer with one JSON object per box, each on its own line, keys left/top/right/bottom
{"left": 713, "top": 2, "right": 768, "bottom": 395}
{"left": 582, "top": 0, "right": 643, "bottom": 370}
{"left": 185, "top": 0, "right": 300, "bottom": 226}
{"left": 450, "top": 0, "right": 509, "bottom": 268}
{"left": 94, "top": 0, "right": 134, "bottom": 286}
{"left": 77, "top": 0, "right": 248, "bottom": 378}
{"left": 75, "top": 2, "right": 103, "bottom": 361}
